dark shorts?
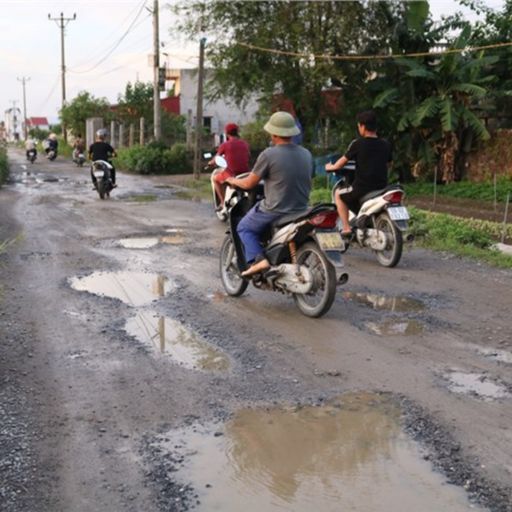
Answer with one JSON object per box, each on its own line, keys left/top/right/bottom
{"left": 337, "top": 186, "right": 369, "bottom": 214}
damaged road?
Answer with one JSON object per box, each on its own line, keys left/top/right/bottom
{"left": 1, "top": 149, "right": 511, "bottom": 511}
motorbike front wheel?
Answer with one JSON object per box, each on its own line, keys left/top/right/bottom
{"left": 293, "top": 242, "right": 336, "bottom": 318}
{"left": 219, "top": 235, "right": 248, "bottom": 296}
{"left": 374, "top": 212, "right": 403, "bottom": 267}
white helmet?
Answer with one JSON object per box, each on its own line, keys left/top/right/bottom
{"left": 96, "top": 128, "right": 108, "bottom": 139}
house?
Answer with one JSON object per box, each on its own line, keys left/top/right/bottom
{"left": 27, "top": 117, "right": 50, "bottom": 132}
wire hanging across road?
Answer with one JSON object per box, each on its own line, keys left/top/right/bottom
{"left": 235, "top": 40, "right": 512, "bottom": 61}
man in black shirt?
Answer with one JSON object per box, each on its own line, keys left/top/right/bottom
{"left": 326, "top": 110, "right": 392, "bottom": 236}
{"left": 89, "top": 129, "right": 117, "bottom": 187}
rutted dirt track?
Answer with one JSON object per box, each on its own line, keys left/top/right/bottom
{"left": 1, "top": 149, "right": 511, "bottom": 512}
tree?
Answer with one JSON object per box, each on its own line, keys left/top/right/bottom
{"left": 60, "top": 91, "right": 111, "bottom": 136}
{"left": 116, "top": 81, "right": 153, "bottom": 124}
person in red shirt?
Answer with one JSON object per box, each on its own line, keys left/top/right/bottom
{"left": 209, "top": 123, "right": 250, "bottom": 206}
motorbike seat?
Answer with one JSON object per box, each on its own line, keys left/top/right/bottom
{"left": 272, "top": 208, "right": 314, "bottom": 228}
{"left": 359, "top": 185, "right": 404, "bottom": 204}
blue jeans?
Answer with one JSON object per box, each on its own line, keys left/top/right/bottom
{"left": 237, "top": 203, "right": 282, "bottom": 263}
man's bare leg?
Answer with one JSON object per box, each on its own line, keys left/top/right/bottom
{"left": 214, "top": 180, "right": 225, "bottom": 206}
{"left": 335, "top": 193, "right": 352, "bottom": 234}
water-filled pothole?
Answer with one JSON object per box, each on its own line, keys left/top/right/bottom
{"left": 69, "top": 271, "right": 171, "bottom": 306}
{"left": 476, "top": 346, "right": 512, "bottom": 364}
{"left": 444, "top": 371, "right": 509, "bottom": 400}
{"left": 344, "top": 291, "right": 424, "bottom": 312}
{"left": 154, "top": 393, "right": 481, "bottom": 511}
{"left": 125, "top": 311, "right": 229, "bottom": 371}
{"left": 366, "top": 319, "right": 424, "bottom": 336}
{"left": 117, "top": 231, "right": 185, "bottom": 249}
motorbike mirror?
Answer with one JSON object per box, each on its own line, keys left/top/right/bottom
{"left": 214, "top": 155, "right": 227, "bottom": 168}
{"left": 203, "top": 152, "right": 212, "bottom": 159}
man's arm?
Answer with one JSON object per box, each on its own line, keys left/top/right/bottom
{"left": 325, "top": 155, "right": 348, "bottom": 172}
{"left": 225, "top": 172, "right": 260, "bottom": 190}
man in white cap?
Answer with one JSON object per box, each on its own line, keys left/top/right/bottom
{"left": 226, "top": 111, "right": 313, "bottom": 277}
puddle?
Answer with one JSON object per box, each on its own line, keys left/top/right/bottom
{"left": 125, "top": 311, "right": 229, "bottom": 371}
{"left": 366, "top": 319, "right": 424, "bottom": 336}
{"left": 118, "top": 237, "right": 160, "bottom": 249}
{"left": 344, "top": 291, "right": 424, "bottom": 312}
{"left": 156, "top": 393, "right": 482, "bottom": 511}
{"left": 476, "top": 346, "right": 512, "bottom": 365}
{"left": 445, "top": 371, "right": 509, "bottom": 400}
{"left": 69, "top": 271, "right": 171, "bottom": 306}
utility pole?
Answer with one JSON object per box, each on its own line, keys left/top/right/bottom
{"left": 48, "top": 12, "right": 76, "bottom": 143}
{"left": 193, "top": 37, "right": 206, "bottom": 179}
{"left": 152, "top": 0, "right": 161, "bottom": 141}
{"left": 17, "top": 76, "right": 30, "bottom": 140}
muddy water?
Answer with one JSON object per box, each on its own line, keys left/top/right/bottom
{"left": 367, "top": 319, "right": 424, "bottom": 336}
{"left": 344, "top": 291, "right": 424, "bottom": 312}
{"left": 117, "top": 232, "right": 185, "bottom": 249}
{"left": 125, "top": 311, "right": 229, "bottom": 371}
{"left": 69, "top": 271, "right": 171, "bottom": 306}
{"left": 159, "top": 393, "right": 482, "bottom": 511}
{"left": 445, "top": 371, "right": 509, "bottom": 400}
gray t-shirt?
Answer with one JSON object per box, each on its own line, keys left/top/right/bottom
{"left": 252, "top": 144, "right": 313, "bottom": 214}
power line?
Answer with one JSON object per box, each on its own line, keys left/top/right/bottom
{"left": 34, "top": 76, "right": 60, "bottom": 115}
{"left": 69, "top": 1, "right": 148, "bottom": 74}
{"left": 236, "top": 40, "right": 512, "bottom": 61}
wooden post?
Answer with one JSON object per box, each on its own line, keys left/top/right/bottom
{"left": 139, "top": 117, "right": 145, "bottom": 146}
{"left": 501, "top": 192, "right": 510, "bottom": 244}
{"left": 129, "top": 123, "right": 134, "bottom": 147}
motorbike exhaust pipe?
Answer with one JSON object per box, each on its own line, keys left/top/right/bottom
{"left": 405, "top": 233, "right": 415, "bottom": 243}
{"left": 338, "top": 273, "right": 349, "bottom": 285}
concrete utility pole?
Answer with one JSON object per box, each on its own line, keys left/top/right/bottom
{"left": 17, "top": 77, "right": 30, "bottom": 140}
{"left": 193, "top": 37, "right": 206, "bottom": 179}
{"left": 48, "top": 12, "right": 76, "bottom": 143}
{"left": 152, "top": 0, "right": 161, "bottom": 141}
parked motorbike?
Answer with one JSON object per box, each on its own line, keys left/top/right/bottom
{"left": 220, "top": 188, "right": 348, "bottom": 318}
{"left": 331, "top": 167, "right": 411, "bottom": 267}
{"left": 91, "top": 160, "right": 114, "bottom": 200}
{"left": 73, "top": 149, "right": 86, "bottom": 167}
{"left": 26, "top": 149, "right": 37, "bottom": 164}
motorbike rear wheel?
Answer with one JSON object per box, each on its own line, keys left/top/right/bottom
{"left": 293, "top": 242, "right": 336, "bottom": 318}
{"left": 219, "top": 235, "right": 248, "bottom": 296}
{"left": 97, "top": 180, "right": 106, "bottom": 200}
{"left": 374, "top": 212, "right": 403, "bottom": 267}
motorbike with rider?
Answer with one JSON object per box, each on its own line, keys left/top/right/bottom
{"left": 44, "top": 133, "right": 58, "bottom": 161}
{"left": 89, "top": 129, "right": 117, "bottom": 199}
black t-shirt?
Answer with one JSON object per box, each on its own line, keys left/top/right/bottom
{"left": 89, "top": 141, "right": 114, "bottom": 162}
{"left": 344, "top": 137, "right": 392, "bottom": 191}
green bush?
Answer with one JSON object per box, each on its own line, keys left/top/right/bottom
{"left": 0, "top": 147, "right": 9, "bottom": 186}
{"left": 116, "top": 143, "right": 191, "bottom": 175}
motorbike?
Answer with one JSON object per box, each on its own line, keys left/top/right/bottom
{"left": 73, "top": 149, "right": 86, "bottom": 167}
{"left": 91, "top": 160, "right": 114, "bottom": 200}
{"left": 331, "top": 166, "right": 411, "bottom": 267}
{"left": 26, "top": 149, "right": 37, "bottom": 164}
{"left": 220, "top": 186, "right": 349, "bottom": 318}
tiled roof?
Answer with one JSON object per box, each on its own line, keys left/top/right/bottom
{"left": 28, "top": 117, "right": 49, "bottom": 126}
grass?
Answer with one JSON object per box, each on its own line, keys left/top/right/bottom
{"left": 124, "top": 194, "right": 158, "bottom": 203}
{"left": 0, "top": 147, "right": 9, "bottom": 186}
{"left": 182, "top": 175, "right": 212, "bottom": 200}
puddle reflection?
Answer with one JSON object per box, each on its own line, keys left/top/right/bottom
{"left": 69, "top": 272, "right": 170, "bottom": 306}
{"left": 367, "top": 319, "right": 424, "bottom": 336}
{"left": 445, "top": 371, "right": 509, "bottom": 400}
{"left": 158, "top": 393, "right": 481, "bottom": 511}
{"left": 344, "top": 291, "right": 424, "bottom": 312}
{"left": 125, "top": 311, "right": 229, "bottom": 371}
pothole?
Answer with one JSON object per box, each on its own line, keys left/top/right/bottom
{"left": 125, "top": 311, "right": 230, "bottom": 371}
{"left": 69, "top": 271, "right": 172, "bottom": 306}
{"left": 476, "top": 346, "right": 512, "bottom": 365}
{"left": 344, "top": 291, "right": 424, "bottom": 312}
{"left": 366, "top": 319, "right": 424, "bottom": 336}
{"left": 116, "top": 231, "right": 186, "bottom": 249}
{"left": 152, "top": 392, "right": 482, "bottom": 511}
{"left": 444, "top": 371, "right": 509, "bottom": 400}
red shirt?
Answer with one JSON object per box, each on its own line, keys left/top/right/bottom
{"left": 217, "top": 137, "right": 250, "bottom": 176}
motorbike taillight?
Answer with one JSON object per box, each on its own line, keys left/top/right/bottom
{"left": 309, "top": 210, "right": 338, "bottom": 229}
{"left": 383, "top": 190, "right": 404, "bottom": 204}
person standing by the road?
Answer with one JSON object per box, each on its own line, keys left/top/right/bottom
{"left": 88, "top": 129, "right": 117, "bottom": 187}
{"left": 209, "top": 123, "right": 250, "bottom": 208}
{"left": 225, "top": 111, "right": 313, "bottom": 277}
{"left": 326, "top": 110, "right": 392, "bottom": 237}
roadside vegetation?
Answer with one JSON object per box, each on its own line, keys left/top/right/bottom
{"left": 0, "top": 146, "right": 9, "bottom": 186}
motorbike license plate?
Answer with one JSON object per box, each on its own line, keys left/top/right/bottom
{"left": 93, "top": 171, "right": 104, "bottom": 178}
{"left": 387, "top": 206, "right": 410, "bottom": 221}
{"left": 316, "top": 231, "right": 345, "bottom": 250}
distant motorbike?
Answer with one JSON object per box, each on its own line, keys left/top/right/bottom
{"left": 73, "top": 149, "right": 86, "bottom": 167}
{"left": 331, "top": 166, "right": 411, "bottom": 267}
{"left": 26, "top": 149, "right": 37, "bottom": 164}
{"left": 220, "top": 186, "right": 348, "bottom": 318}
{"left": 91, "top": 160, "right": 114, "bottom": 200}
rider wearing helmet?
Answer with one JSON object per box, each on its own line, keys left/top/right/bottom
{"left": 88, "top": 129, "right": 117, "bottom": 187}
{"left": 208, "top": 123, "right": 250, "bottom": 207}
{"left": 45, "top": 133, "right": 58, "bottom": 154}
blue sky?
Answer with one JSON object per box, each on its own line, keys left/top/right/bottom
{"left": 0, "top": 0, "right": 505, "bottom": 124}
